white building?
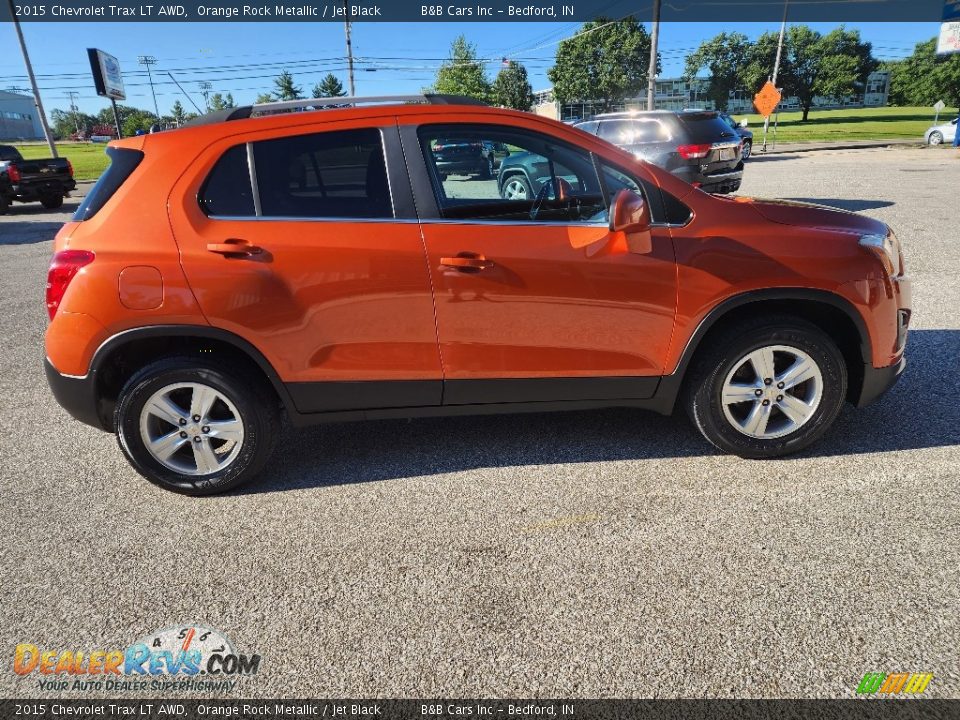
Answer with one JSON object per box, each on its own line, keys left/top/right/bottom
{"left": 534, "top": 70, "right": 891, "bottom": 121}
{"left": 0, "top": 90, "right": 44, "bottom": 140}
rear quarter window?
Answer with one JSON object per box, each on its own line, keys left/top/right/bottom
{"left": 199, "top": 145, "right": 255, "bottom": 217}
{"left": 73, "top": 146, "right": 144, "bottom": 222}
{"left": 598, "top": 119, "right": 670, "bottom": 145}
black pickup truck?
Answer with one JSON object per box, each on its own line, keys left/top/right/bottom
{"left": 0, "top": 145, "right": 76, "bottom": 214}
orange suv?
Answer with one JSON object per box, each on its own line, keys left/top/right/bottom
{"left": 44, "top": 95, "right": 911, "bottom": 495}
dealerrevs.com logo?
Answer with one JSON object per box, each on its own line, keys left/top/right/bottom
{"left": 856, "top": 672, "right": 934, "bottom": 695}
{"left": 13, "top": 624, "right": 261, "bottom": 693}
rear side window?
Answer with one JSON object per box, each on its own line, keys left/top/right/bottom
{"left": 678, "top": 113, "right": 739, "bottom": 144}
{"left": 252, "top": 128, "right": 392, "bottom": 219}
{"left": 73, "top": 146, "right": 143, "bottom": 221}
{"left": 598, "top": 120, "right": 670, "bottom": 145}
{"left": 199, "top": 145, "right": 255, "bottom": 217}
{"left": 0, "top": 145, "right": 20, "bottom": 162}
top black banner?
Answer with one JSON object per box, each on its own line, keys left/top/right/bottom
{"left": 0, "top": 0, "right": 950, "bottom": 23}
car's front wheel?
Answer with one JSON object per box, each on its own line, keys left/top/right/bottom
{"left": 685, "top": 317, "right": 847, "bottom": 458}
{"left": 928, "top": 131, "right": 943, "bottom": 145}
{"left": 115, "top": 357, "right": 279, "bottom": 495}
{"left": 501, "top": 174, "right": 532, "bottom": 201}
{"left": 741, "top": 140, "right": 752, "bottom": 159}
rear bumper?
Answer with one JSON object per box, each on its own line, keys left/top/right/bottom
{"left": 672, "top": 165, "right": 743, "bottom": 194}
{"left": 856, "top": 355, "right": 906, "bottom": 408}
{"left": 12, "top": 179, "right": 76, "bottom": 200}
{"left": 44, "top": 358, "right": 110, "bottom": 432}
{"left": 436, "top": 159, "right": 484, "bottom": 174}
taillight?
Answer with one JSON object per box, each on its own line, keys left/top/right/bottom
{"left": 46, "top": 250, "right": 94, "bottom": 320}
{"left": 676, "top": 143, "right": 712, "bottom": 160}
{"left": 66, "top": 159, "right": 74, "bottom": 177}
{"left": 7, "top": 163, "right": 21, "bottom": 183}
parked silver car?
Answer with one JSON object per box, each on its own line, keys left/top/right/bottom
{"left": 924, "top": 117, "right": 957, "bottom": 145}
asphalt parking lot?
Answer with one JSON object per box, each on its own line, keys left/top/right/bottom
{"left": 1, "top": 146, "right": 957, "bottom": 699}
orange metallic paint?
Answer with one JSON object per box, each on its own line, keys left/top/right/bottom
{"left": 44, "top": 103, "right": 909, "bottom": 392}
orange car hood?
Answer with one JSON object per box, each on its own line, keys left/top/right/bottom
{"left": 740, "top": 197, "right": 889, "bottom": 236}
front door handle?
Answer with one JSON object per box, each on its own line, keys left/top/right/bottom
{"left": 207, "top": 239, "right": 263, "bottom": 257}
{"left": 440, "top": 253, "right": 493, "bottom": 271}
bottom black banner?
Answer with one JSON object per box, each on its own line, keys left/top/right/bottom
{"left": 0, "top": 700, "right": 957, "bottom": 720}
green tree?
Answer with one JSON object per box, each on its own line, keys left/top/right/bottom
{"left": 430, "top": 35, "right": 491, "bottom": 101}
{"left": 170, "top": 100, "right": 188, "bottom": 126}
{"left": 313, "top": 73, "right": 346, "bottom": 98}
{"left": 119, "top": 108, "right": 159, "bottom": 136}
{"left": 49, "top": 108, "right": 97, "bottom": 139}
{"left": 208, "top": 92, "right": 236, "bottom": 111}
{"left": 491, "top": 60, "right": 534, "bottom": 111}
{"left": 740, "top": 31, "right": 784, "bottom": 97}
{"left": 254, "top": 92, "right": 275, "bottom": 104}
{"left": 272, "top": 70, "right": 303, "bottom": 100}
{"left": 812, "top": 27, "right": 877, "bottom": 108}
{"left": 888, "top": 38, "right": 960, "bottom": 111}
{"left": 684, "top": 32, "right": 752, "bottom": 111}
{"left": 548, "top": 17, "right": 655, "bottom": 111}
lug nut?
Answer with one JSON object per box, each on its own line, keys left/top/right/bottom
{"left": 762, "top": 399, "right": 770, "bottom": 406}
{"left": 764, "top": 378, "right": 773, "bottom": 385}
{"left": 192, "top": 414, "right": 201, "bottom": 422}
{"left": 754, "top": 389, "right": 763, "bottom": 397}
{"left": 776, "top": 395, "right": 783, "bottom": 402}
{"left": 777, "top": 382, "right": 785, "bottom": 389}
{"left": 193, "top": 436, "right": 202, "bottom": 443}
{"left": 179, "top": 431, "right": 188, "bottom": 439}
{"left": 179, "top": 418, "right": 187, "bottom": 426}
{"left": 202, "top": 426, "right": 210, "bottom": 434}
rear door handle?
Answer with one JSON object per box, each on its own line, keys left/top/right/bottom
{"left": 207, "top": 239, "right": 263, "bottom": 257}
{"left": 440, "top": 253, "right": 493, "bottom": 271}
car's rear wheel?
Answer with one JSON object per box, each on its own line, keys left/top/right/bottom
{"left": 741, "top": 141, "right": 752, "bottom": 159}
{"left": 115, "top": 357, "right": 279, "bottom": 495}
{"left": 478, "top": 155, "right": 495, "bottom": 179}
{"left": 0, "top": 194, "right": 8, "bottom": 215}
{"left": 40, "top": 194, "right": 64, "bottom": 210}
{"left": 684, "top": 316, "right": 847, "bottom": 458}
{"left": 501, "top": 174, "right": 531, "bottom": 201}
{"left": 928, "top": 131, "right": 943, "bottom": 145}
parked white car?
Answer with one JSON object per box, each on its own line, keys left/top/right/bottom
{"left": 924, "top": 117, "right": 957, "bottom": 145}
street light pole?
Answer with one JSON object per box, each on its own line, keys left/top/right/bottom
{"left": 7, "top": 0, "right": 57, "bottom": 157}
{"left": 646, "top": 0, "right": 661, "bottom": 111}
{"left": 138, "top": 55, "right": 160, "bottom": 118}
{"left": 762, "top": 0, "right": 789, "bottom": 153}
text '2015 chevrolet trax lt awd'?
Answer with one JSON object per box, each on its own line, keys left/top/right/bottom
{"left": 44, "top": 95, "right": 911, "bottom": 495}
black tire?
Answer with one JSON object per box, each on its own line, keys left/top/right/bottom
{"left": 741, "top": 141, "right": 752, "bottom": 160}
{"left": 928, "top": 131, "right": 943, "bottom": 145}
{"left": 684, "top": 316, "right": 847, "bottom": 459}
{"left": 115, "top": 356, "right": 280, "bottom": 495}
{"left": 0, "top": 194, "right": 8, "bottom": 215}
{"left": 40, "top": 194, "right": 64, "bottom": 210}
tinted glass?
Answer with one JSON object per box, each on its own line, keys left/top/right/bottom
{"left": 0, "top": 145, "right": 21, "bottom": 162}
{"left": 598, "top": 119, "right": 670, "bottom": 145}
{"left": 73, "top": 146, "right": 144, "bottom": 221}
{"left": 419, "top": 125, "right": 606, "bottom": 224}
{"left": 198, "top": 145, "right": 254, "bottom": 217}
{"left": 253, "top": 128, "right": 391, "bottom": 219}
{"left": 678, "top": 113, "right": 739, "bottom": 143}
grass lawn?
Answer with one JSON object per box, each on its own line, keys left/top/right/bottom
{"left": 12, "top": 142, "right": 111, "bottom": 181}
{"left": 732, "top": 106, "right": 947, "bottom": 143}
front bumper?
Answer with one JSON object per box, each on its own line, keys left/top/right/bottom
{"left": 856, "top": 355, "right": 906, "bottom": 408}
{"left": 44, "top": 358, "right": 110, "bottom": 431}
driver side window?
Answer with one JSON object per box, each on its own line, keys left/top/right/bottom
{"left": 418, "top": 125, "right": 607, "bottom": 224}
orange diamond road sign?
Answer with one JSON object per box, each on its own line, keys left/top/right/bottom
{"left": 753, "top": 81, "right": 782, "bottom": 118}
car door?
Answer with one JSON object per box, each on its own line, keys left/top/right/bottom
{"left": 401, "top": 119, "right": 678, "bottom": 405}
{"left": 168, "top": 118, "right": 442, "bottom": 413}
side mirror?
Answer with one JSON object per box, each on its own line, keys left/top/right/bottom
{"left": 740, "top": 118, "right": 749, "bottom": 128}
{"left": 609, "top": 189, "right": 652, "bottom": 255}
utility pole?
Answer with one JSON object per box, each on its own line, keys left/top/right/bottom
{"left": 762, "top": 0, "right": 789, "bottom": 153}
{"left": 199, "top": 81, "right": 213, "bottom": 112}
{"left": 344, "top": 0, "right": 355, "bottom": 96}
{"left": 138, "top": 55, "right": 160, "bottom": 118}
{"left": 646, "top": 0, "right": 661, "bottom": 111}
{"left": 67, "top": 91, "right": 81, "bottom": 134}
{"left": 7, "top": 0, "right": 57, "bottom": 157}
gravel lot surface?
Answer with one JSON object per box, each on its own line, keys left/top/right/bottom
{"left": 1, "top": 146, "right": 957, "bottom": 699}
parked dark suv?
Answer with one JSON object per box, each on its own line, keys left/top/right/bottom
{"left": 430, "top": 138, "right": 508, "bottom": 179}
{"left": 575, "top": 110, "right": 744, "bottom": 194}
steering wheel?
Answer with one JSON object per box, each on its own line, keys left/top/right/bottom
{"left": 529, "top": 177, "right": 573, "bottom": 221}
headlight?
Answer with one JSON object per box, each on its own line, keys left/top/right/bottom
{"left": 859, "top": 232, "right": 902, "bottom": 277}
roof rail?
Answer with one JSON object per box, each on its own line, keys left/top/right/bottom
{"left": 184, "top": 94, "right": 487, "bottom": 127}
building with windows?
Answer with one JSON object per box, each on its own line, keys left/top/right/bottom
{"left": 533, "top": 71, "right": 891, "bottom": 121}
{"left": 0, "top": 90, "right": 44, "bottom": 140}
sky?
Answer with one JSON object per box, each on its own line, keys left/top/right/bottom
{"left": 0, "top": 20, "right": 944, "bottom": 116}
